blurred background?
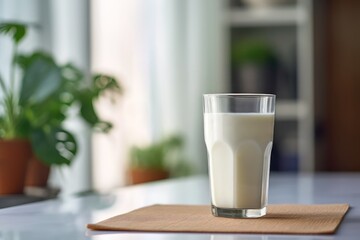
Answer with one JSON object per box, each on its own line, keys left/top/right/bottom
{"left": 0, "top": 0, "right": 359, "bottom": 196}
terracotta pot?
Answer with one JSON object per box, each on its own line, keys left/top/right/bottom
{"left": 129, "top": 168, "right": 169, "bottom": 185}
{"left": 25, "top": 156, "right": 50, "bottom": 187}
{"left": 0, "top": 139, "right": 32, "bottom": 194}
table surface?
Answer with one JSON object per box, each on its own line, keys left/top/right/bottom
{"left": 0, "top": 173, "right": 359, "bottom": 240}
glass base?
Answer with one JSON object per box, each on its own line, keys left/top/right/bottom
{"left": 211, "top": 205, "right": 266, "bottom": 218}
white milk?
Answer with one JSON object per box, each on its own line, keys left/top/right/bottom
{"left": 204, "top": 113, "right": 274, "bottom": 209}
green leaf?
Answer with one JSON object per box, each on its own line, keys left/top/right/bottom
{"left": 92, "top": 74, "right": 122, "bottom": 98}
{"left": 95, "top": 121, "right": 112, "bottom": 133}
{"left": 130, "top": 145, "right": 165, "bottom": 169}
{"left": 232, "top": 39, "right": 275, "bottom": 65}
{"left": 20, "top": 55, "right": 62, "bottom": 105}
{"left": 61, "top": 63, "right": 83, "bottom": 83}
{"left": 15, "top": 113, "right": 32, "bottom": 138}
{"left": 23, "top": 100, "right": 67, "bottom": 128}
{"left": 78, "top": 91, "right": 114, "bottom": 132}
{"left": 78, "top": 90, "right": 100, "bottom": 126}
{"left": 31, "top": 127, "right": 77, "bottom": 165}
{"left": 0, "top": 22, "right": 27, "bottom": 44}
{"left": 162, "top": 135, "right": 183, "bottom": 149}
{"left": 15, "top": 52, "right": 53, "bottom": 71}
{"left": 129, "top": 135, "right": 186, "bottom": 170}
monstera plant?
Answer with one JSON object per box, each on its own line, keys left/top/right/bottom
{"left": 0, "top": 23, "right": 121, "bottom": 194}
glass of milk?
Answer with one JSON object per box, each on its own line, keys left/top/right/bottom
{"left": 203, "top": 94, "right": 275, "bottom": 218}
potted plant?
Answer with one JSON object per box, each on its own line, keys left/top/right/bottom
{"left": 129, "top": 135, "right": 191, "bottom": 184}
{"left": 0, "top": 23, "right": 121, "bottom": 194}
{"left": 231, "top": 39, "right": 277, "bottom": 93}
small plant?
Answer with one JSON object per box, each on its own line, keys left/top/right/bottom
{"left": 231, "top": 39, "right": 275, "bottom": 65}
{"left": 130, "top": 135, "right": 191, "bottom": 177}
{"left": 0, "top": 22, "right": 121, "bottom": 166}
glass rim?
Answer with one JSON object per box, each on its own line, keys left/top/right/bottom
{"left": 203, "top": 93, "right": 276, "bottom": 98}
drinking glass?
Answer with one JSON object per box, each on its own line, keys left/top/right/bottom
{"left": 203, "top": 94, "right": 275, "bottom": 218}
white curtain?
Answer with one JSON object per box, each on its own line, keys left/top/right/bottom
{"left": 145, "top": 0, "right": 224, "bottom": 172}
{"left": 91, "top": 0, "right": 224, "bottom": 190}
{"left": 91, "top": 0, "right": 152, "bottom": 190}
{"left": 46, "top": 0, "right": 92, "bottom": 196}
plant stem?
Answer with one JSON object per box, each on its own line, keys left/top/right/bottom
{"left": 10, "top": 43, "right": 18, "bottom": 99}
{"left": 0, "top": 74, "right": 6, "bottom": 95}
{"left": 3, "top": 43, "right": 19, "bottom": 139}
{"left": 5, "top": 93, "right": 16, "bottom": 138}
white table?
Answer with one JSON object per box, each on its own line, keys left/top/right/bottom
{"left": 0, "top": 173, "right": 359, "bottom": 239}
